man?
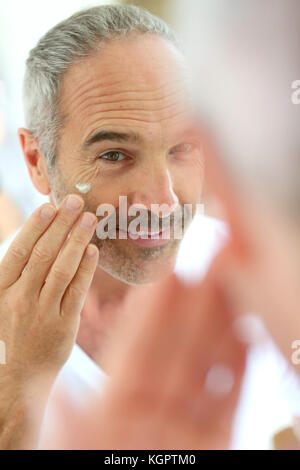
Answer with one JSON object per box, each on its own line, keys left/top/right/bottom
{"left": 35, "top": 0, "right": 300, "bottom": 450}
{"left": 0, "top": 4, "right": 215, "bottom": 449}
{"left": 18, "top": 4, "right": 206, "bottom": 366}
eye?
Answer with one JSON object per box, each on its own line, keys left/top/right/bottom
{"left": 98, "top": 151, "right": 127, "bottom": 162}
{"left": 169, "top": 143, "right": 193, "bottom": 155}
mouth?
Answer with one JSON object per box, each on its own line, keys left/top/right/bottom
{"left": 116, "top": 227, "right": 171, "bottom": 248}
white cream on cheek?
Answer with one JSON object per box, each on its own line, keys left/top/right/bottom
{"left": 75, "top": 183, "right": 91, "bottom": 194}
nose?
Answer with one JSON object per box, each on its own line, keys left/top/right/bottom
{"left": 127, "top": 165, "right": 179, "bottom": 218}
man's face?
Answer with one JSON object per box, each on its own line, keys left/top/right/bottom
{"left": 50, "top": 35, "right": 204, "bottom": 284}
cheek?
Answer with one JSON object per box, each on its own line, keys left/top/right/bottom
{"left": 59, "top": 157, "right": 119, "bottom": 202}
{"left": 81, "top": 179, "right": 126, "bottom": 214}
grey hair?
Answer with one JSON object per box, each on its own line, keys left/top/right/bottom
{"left": 22, "top": 4, "right": 179, "bottom": 169}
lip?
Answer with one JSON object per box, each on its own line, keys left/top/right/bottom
{"left": 117, "top": 227, "right": 171, "bottom": 248}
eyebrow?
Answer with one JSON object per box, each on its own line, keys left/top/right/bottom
{"left": 82, "top": 129, "right": 142, "bottom": 149}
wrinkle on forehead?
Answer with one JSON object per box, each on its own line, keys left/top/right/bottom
{"left": 62, "top": 79, "right": 189, "bottom": 132}
{"left": 58, "top": 37, "right": 190, "bottom": 133}
{"left": 82, "top": 107, "right": 190, "bottom": 143}
{"left": 62, "top": 75, "right": 186, "bottom": 109}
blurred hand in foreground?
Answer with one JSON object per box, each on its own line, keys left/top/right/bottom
{"left": 42, "top": 251, "right": 248, "bottom": 450}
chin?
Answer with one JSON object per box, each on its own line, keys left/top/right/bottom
{"left": 94, "top": 237, "right": 181, "bottom": 285}
{"left": 98, "top": 255, "right": 177, "bottom": 286}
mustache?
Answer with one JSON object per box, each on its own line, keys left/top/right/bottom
{"left": 98, "top": 205, "right": 191, "bottom": 232}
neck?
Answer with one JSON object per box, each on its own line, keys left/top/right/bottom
{"left": 89, "top": 265, "right": 131, "bottom": 306}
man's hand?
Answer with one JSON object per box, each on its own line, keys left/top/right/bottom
{"left": 45, "top": 252, "right": 248, "bottom": 450}
{"left": 0, "top": 194, "right": 99, "bottom": 449}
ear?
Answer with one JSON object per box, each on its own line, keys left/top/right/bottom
{"left": 18, "top": 128, "right": 51, "bottom": 195}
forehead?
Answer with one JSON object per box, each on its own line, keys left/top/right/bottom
{"left": 59, "top": 35, "right": 192, "bottom": 142}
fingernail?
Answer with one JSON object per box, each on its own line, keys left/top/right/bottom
{"left": 80, "top": 212, "right": 97, "bottom": 229}
{"left": 65, "top": 195, "right": 83, "bottom": 212}
{"left": 204, "top": 364, "right": 235, "bottom": 397}
{"left": 86, "top": 244, "right": 97, "bottom": 257}
{"left": 40, "top": 205, "right": 56, "bottom": 220}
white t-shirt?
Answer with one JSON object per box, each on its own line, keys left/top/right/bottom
{"left": 0, "top": 215, "right": 297, "bottom": 449}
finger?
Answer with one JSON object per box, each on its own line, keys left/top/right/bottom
{"left": 102, "top": 273, "right": 188, "bottom": 415}
{"left": 166, "top": 278, "right": 245, "bottom": 395}
{"left": 104, "top": 269, "right": 246, "bottom": 449}
{"left": 0, "top": 204, "right": 56, "bottom": 289}
{"left": 107, "top": 273, "right": 185, "bottom": 378}
{"left": 40, "top": 212, "right": 98, "bottom": 308}
{"left": 98, "top": 275, "right": 197, "bottom": 450}
{"left": 60, "top": 243, "right": 99, "bottom": 318}
{"left": 159, "top": 279, "right": 247, "bottom": 449}
{"left": 20, "top": 194, "right": 84, "bottom": 292}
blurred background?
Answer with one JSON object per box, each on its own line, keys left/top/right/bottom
{"left": 0, "top": 0, "right": 175, "bottom": 243}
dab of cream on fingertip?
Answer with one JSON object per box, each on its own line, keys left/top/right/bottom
{"left": 75, "top": 183, "right": 91, "bottom": 194}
